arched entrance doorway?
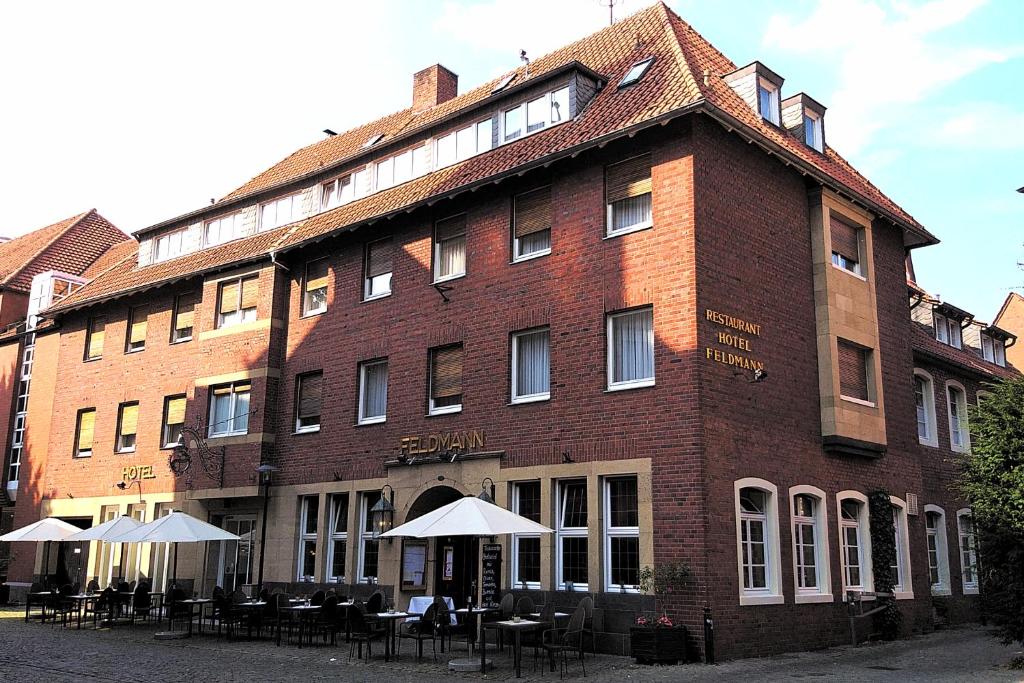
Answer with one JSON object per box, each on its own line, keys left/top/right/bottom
{"left": 404, "top": 486, "right": 477, "bottom": 608}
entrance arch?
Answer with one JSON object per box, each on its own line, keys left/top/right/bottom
{"left": 403, "top": 485, "right": 476, "bottom": 608}
{"left": 405, "top": 485, "right": 463, "bottom": 523}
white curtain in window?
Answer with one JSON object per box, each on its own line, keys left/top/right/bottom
{"left": 233, "top": 390, "right": 250, "bottom": 432}
{"left": 363, "top": 362, "right": 388, "bottom": 419}
{"left": 517, "top": 230, "right": 551, "bottom": 256}
{"left": 612, "top": 309, "right": 654, "bottom": 383}
{"left": 212, "top": 395, "right": 232, "bottom": 433}
{"left": 515, "top": 330, "right": 549, "bottom": 397}
{"left": 438, "top": 237, "right": 466, "bottom": 279}
{"left": 611, "top": 194, "right": 652, "bottom": 233}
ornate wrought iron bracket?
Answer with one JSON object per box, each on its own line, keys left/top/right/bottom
{"left": 168, "top": 424, "right": 226, "bottom": 488}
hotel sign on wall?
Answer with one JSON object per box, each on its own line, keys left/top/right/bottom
{"left": 704, "top": 309, "right": 765, "bottom": 372}
{"left": 122, "top": 464, "right": 157, "bottom": 481}
{"left": 399, "top": 430, "right": 486, "bottom": 456}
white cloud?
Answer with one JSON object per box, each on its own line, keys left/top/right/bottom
{"left": 764, "top": 0, "right": 1022, "bottom": 154}
{"left": 931, "top": 103, "right": 1024, "bottom": 149}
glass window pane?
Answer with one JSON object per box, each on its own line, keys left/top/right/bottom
{"left": 504, "top": 106, "right": 522, "bottom": 141}
{"left": 517, "top": 537, "right": 540, "bottom": 583}
{"left": 560, "top": 481, "right": 587, "bottom": 528}
{"left": 515, "top": 482, "right": 541, "bottom": 522}
{"left": 610, "top": 536, "right": 639, "bottom": 587}
{"left": 477, "top": 119, "right": 493, "bottom": 152}
{"left": 608, "top": 478, "right": 638, "bottom": 527}
{"left": 456, "top": 126, "right": 475, "bottom": 160}
{"left": 611, "top": 309, "right": 654, "bottom": 383}
{"left": 561, "top": 536, "right": 588, "bottom": 584}
{"left": 514, "top": 330, "right": 550, "bottom": 398}
{"left": 551, "top": 87, "right": 569, "bottom": 123}
{"left": 527, "top": 96, "right": 546, "bottom": 132}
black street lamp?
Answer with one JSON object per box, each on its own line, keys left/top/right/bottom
{"left": 255, "top": 463, "right": 278, "bottom": 595}
{"left": 371, "top": 484, "right": 396, "bottom": 542}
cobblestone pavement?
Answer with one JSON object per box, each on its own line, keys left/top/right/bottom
{"left": 0, "top": 609, "right": 1020, "bottom": 682}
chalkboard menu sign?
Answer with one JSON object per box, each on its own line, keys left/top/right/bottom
{"left": 481, "top": 543, "right": 502, "bottom": 605}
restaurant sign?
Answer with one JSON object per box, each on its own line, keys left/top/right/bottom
{"left": 704, "top": 309, "right": 765, "bottom": 372}
{"left": 399, "top": 430, "right": 486, "bottom": 456}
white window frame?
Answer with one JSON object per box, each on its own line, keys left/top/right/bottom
{"left": 326, "top": 494, "right": 348, "bottom": 584}
{"left": 357, "top": 359, "right": 388, "bottom": 425}
{"left": 357, "top": 492, "right": 381, "bottom": 584}
{"left": 154, "top": 228, "right": 187, "bottom": 263}
{"left": 890, "top": 496, "right": 914, "bottom": 599}
{"left": 934, "top": 312, "right": 963, "bottom": 349}
{"left": 427, "top": 345, "right": 463, "bottom": 416}
{"left": 837, "top": 491, "right": 873, "bottom": 594}
{"left": 301, "top": 258, "right": 329, "bottom": 317}
{"left": 216, "top": 276, "right": 258, "bottom": 329}
{"left": 956, "top": 509, "right": 979, "bottom": 594}
{"left": 555, "top": 479, "right": 589, "bottom": 592}
{"left": 924, "top": 505, "right": 951, "bottom": 596}
{"left": 603, "top": 476, "right": 640, "bottom": 593}
{"left": 115, "top": 402, "right": 138, "bottom": 453}
{"left": 432, "top": 217, "right": 467, "bottom": 284}
{"left": 606, "top": 308, "right": 655, "bottom": 391}
{"left": 789, "top": 485, "right": 833, "bottom": 603}
{"left": 734, "top": 478, "right": 783, "bottom": 605}
{"left": 512, "top": 187, "right": 553, "bottom": 263}
{"left": 259, "top": 192, "right": 305, "bottom": 232}
{"left": 297, "top": 495, "right": 318, "bottom": 582}
{"left": 914, "top": 369, "right": 939, "bottom": 447}
{"left": 363, "top": 238, "right": 393, "bottom": 301}
{"left": 204, "top": 211, "right": 245, "bottom": 247}
{"left": 981, "top": 333, "right": 1006, "bottom": 366}
{"left": 208, "top": 382, "right": 251, "bottom": 438}
{"left": 511, "top": 328, "right": 550, "bottom": 404}
{"left": 435, "top": 119, "right": 492, "bottom": 169}
{"left": 511, "top": 481, "right": 542, "bottom": 590}
{"left": 161, "top": 395, "right": 186, "bottom": 449}
{"left": 757, "top": 77, "right": 780, "bottom": 125}
{"left": 803, "top": 110, "right": 823, "bottom": 152}
{"left": 294, "top": 372, "right": 322, "bottom": 434}
{"left": 500, "top": 85, "right": 570, "bottom": 144}
{"left": 322, "top": 173, "right": 355, "bottom": 211}
{"left": 604, "top": 155, "right": 654, "bottom": 239}
{"left": 946, "top": 381, "right": 970, "bottom": 453}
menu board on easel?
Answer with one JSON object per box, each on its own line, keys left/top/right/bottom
{"left": 481, "top": 543, "right": 502, "bottom": 605}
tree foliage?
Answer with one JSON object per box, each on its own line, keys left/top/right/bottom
{"left": 868, "top": 489, "right": 901, "bottom": 640}
{"left": 960, "top": 377, "right": 1024, "bottom": 645}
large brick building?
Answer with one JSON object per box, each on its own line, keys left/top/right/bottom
{"left": 6, "top": 4, "right": 1018, "bottom": 659}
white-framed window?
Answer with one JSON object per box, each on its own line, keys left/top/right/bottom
{"left": 924, "top": 505, "right": 951, "bottom": 595}
{"left": 837, "top": 339, "right": 872, "bottom": 404}
{"left": 435, "top": 119, "right": 492, "bottom": 168}
{"left": 208, "top": 381, "right": 251, "bottom": 437}
{"left": 363, "top": 238, "right": 393, "bottom": 301}
{"left": 501, "top": 86, "right": 569, "bottom": 143}
{"left": 302, "top": 258, "right": 329, "bottom": 316}
{"left": 326, "top": 493, "right": 348, "bottom": 583}
{"left": 154, "top": 228, "right": 187, "bottom": 263}
{"left": 322, "top": 174, "right": 355, "bottom": 210}
{"left": 204, "top": 211, "right": 245, "bottom": 247}
{"left": 556, "top": 479, "right": 588, "bottom": 591}
{"left": 358, "top": 359, "right": 388, "bottom": 424}
{"left": 607, "top": 307, "right": 655, "bottom": 391}
{"left": 605, "top": 154, "right": 653, "bottom": 237}
{"left": 161, "top": 395, "right": 186, "bottom": 448}
{"left": 914, "top": 369, "right": 938, "bottom": 447}
{"left": 757, "top": 77, "right": 780, "bottom": 124}
{"left": 511, "top": 481, "right": 541, "bottom": 590}
{"left": 125, "top": 306, "right": 147, "bottom": 353}
{"left": 830, "top": 216, "right": 863, "bottom": 276}
{"left": 297, "top": 495, "right": 318, "bottom": 582}
{"left": 946, "top": 382, "right": 970, "bottom": 452}
{"left": 512, "top": 186, "right": 552, "bottom": 261}
{"left": 216, "top": 276, "right": 258, "bottom": 328}
{"left": 981, "top": 333, "right": 1006, "bottom": 366}
{"left": 428, "top": 344, "right": 462, "bottom": 415}
{"left": 433, "top": 214, "right": 466, "bottom": 282}
{"left": 294, "top": 372, "right": 322, "bottom": 433}
{"left": 85, "top": 316, "right": 105, "bottom": 360}
{"left": 804, "top": 110, "right": 823, "bottom": 151}
{"left": 604, "top": 476, "right": 640, "bottom": 592}
{"left": 619, "top": 57, "right": 655, "bottom": 88}
{"left": 837, "top": 491, "right": 873, "bottom": 593}
{"left": 115, "top": 402, "right": 139, "bottom": 453}
{"left": 789, "top": 485, "right": 832, "bottom": 602}
{"left": 74, "top": 408, "right": 96, "bottom": 458}
{"left": 375, "top": 145, "right": 428, "bottom": 189}
{"left": 511, "top": 328, "right": 550, "bottom": 403}
{"left": 956, "top": 509, "right": 978, "bottom": 594}
{"left": 358, "top": 491, "right": 381, "bottom": 583}
{"left": 734, "top": 478, "right": 783, "bottom": 605}
{"left": 171, "top": 292, "right": 196, "bottom": 343}
{"left": 934, "top": 312, "right": 963, "bottom": 348}
{"left": 259, "top": 193, "right": 306, "bottom": 231}
{"left": 890, "top": 497, "right": 914, "bottom": 599}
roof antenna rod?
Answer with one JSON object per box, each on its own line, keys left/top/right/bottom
{"left": 598, "top": 0, "right": 621, "bottom": 26}
{"left": 520, "top": 49, "right": 529, "bottom": 79}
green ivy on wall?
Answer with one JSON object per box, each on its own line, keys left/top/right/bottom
{"left": 868, "top": 489, "right": 902, "bottom": 640}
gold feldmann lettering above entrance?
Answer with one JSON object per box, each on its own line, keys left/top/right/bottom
{"left": 399, "top": 430, "right": 486, "bottom": 456}
{"left": 704, "top": 309, "right": 765, "bottom": 372}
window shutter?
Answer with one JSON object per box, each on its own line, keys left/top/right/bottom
{"left": 297, "top": 374, "right": 323, "bottom": 420}
{"left": 88, "top": 319, "right": 105, "bottom": 357}
{"left": 514, "top": 187, "right": 552, "bottom": 238}
{"left": 175, "top": 294, "right": 195, "bottom": 331}
{"left": 166, "top": 396, "right": 186, "bottom": 425}
{"left": 830, "top": 217, "right": 860, "bottom": 262}
{"left": 605, "top": 154, "right": 652, "bottom": 204}
{"left": 837, "top": 340, "right": 869, "bottom": 401}
{"left": 366, "top": 240, "right": 393, "bottom": 278}
{"left": 129, "top": 309, "right": 147, "bottom": 344}
{"left": 435, "top": 215, "right": 466, "bottom": 242}
{"left": 77, "top": 411, "right": 95, "bottom": 450}
{"left": 219, "top": 281, "right": 240, "bottom": 314}
{"left": 305, "top": 259, "right": 329, "bottom": 292}
{"left": 120, "top": 404, "right": 139, "bottom": 436}
{"left": 431, "top": 346, "right": 462, "bottom": 399}
{"left": 240, "top": 277, "right": 259, "bottom": 310}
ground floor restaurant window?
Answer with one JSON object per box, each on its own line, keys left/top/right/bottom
{"left": 327, "top": 494, "right": 348, "bottom": 583}
{"left": 839, "top": 493, "right": 871, "bottom": 592}
{"left": 556, "top": 479, "right": 588, "bottom": 591}
{"left": 297, "top": 495, "right": 318, "bottom": 582}
{"left": 358, "top": 491, "right": 381, "bottom": 583}
{"left": 512, "top": 481, "right": 541, "bottom": 589}
{"left": 604, "top": 477, "right": 639, "bottom": 591}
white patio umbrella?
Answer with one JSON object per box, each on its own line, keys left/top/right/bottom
{"left": 67, "top": 515, "right": 146, "bottom": 586}
{"left": 381, "top": 495, "right": 553, "bottom": 538}
{"left": 0, "top": 517, "right": 82, "bottom": 586}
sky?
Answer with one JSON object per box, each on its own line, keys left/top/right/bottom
{"left": 0, "top": 0, "right": 1020, "bottom": 319}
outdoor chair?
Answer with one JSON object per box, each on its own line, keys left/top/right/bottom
{"left": 540, "top": 604, "right": 586, "bottom": 679}
{"left": 524, "top": 601, "right": 556, "bottom": 659}
{"left": 398, "top": 602, "right": 439, "bottom": 661}
{"left": 130, "top": 582, "right": 153, "bottom": 624}
{"left": 314, "top": 595, "right": 339, "bottom": 645}
{"left": 347, "top": 605, "right": 383, "bottom": 661}
{"left": 167, "top": 587, "right": 189, "bottom": 630}
{"left": 482, "top": 592, "right": 514, "bottom": 651}
{"left": 52, "top": 584, "right": 76, "bottom": 628}
{"left": 577, "top": 596, "right": 595, "bottom": 657}
{"left": 433, "top": 599, "right": 469, "bottom": 652}
{"left": 365, "top": 590, "right": 384, "bottom": 614}
{"left": 86, "top": 579, "right": 99, "bottom": 593}
{"left": 85, "top": 587, "right": 116, "bottom": 627}
{"left": 274, "top": 593, "right": 295, "bottom": 646}
{"left": 515, "top": 595, "right": 536, "bottom": 617}
{"left": 310, "top": 589, "right": 326, "bottom": 607}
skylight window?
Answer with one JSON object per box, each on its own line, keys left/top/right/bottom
{"left": 492, "top": 73, "right": 516, "bottom": 94}
{"left": 619, "top": 58, "right": 655, "bottom": 88}
{"left": 363, "top": 133, "right": 384, "bottom": 148}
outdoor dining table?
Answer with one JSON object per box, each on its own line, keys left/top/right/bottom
{"left": 372, "top": 611, "right": 410, "bottom": 662}
{"left": 24, "top": 591, "right": 54, "bottom": 623}
{"left": 454, "top": 606, "right": 501, "bottom": 673}
{"left": 65, "top": 594, "right": 98, "bottom": 629}
{"left": 495, "top": 619, "right": 544, "bottom": 679}
{"left": 176, "top": 598, "right": 213, "bottom": 637}
{"left": 234, "top": 600, "right": 266, "bottom": 639}
{"left": 278, "top": 603, "right": 320, "bottom": 648}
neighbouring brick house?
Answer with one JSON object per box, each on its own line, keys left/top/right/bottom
{"left": 0, "top": 210, "right": 130, "bottom": 582}
{"left": 6, "top": 3, "right": 1018, "bottom": 659}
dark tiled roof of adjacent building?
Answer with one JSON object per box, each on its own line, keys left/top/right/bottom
{"left": 47, "top": 3, "right": 935, "bottom": 316}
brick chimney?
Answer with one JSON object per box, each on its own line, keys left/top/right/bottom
{"left": 412, "top": 64, "right": 458, "bottom": 113}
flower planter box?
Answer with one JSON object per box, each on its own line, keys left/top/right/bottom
{"left": 630, "top": 625, "right": 687, "bottom": 664}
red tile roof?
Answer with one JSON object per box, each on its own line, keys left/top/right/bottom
{"left": 911, "top": 324, "right": 1019, "bottom": 381}
{"left": 48, "top": 3, "right": 934, "bottom": 315}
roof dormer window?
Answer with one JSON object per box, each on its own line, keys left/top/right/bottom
{"left": 501, "top": 85, "right": 570, "bottom": 143}
{"left": 804, "top": 110, "right": 823, "bottom": 152}
{"left": 619, "top": 57, "right": 654, "bottom": 88}
{"left": 981, "top": 327, "right": 1011, "bottom": 367}
{"left": 758, "top": 78, "right": 780, "bottom": 125}
{"left": 934, "top": 312, "right": 963, "bottom": 349}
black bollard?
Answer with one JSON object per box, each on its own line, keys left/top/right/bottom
{"left": 703, "top": 604, "right": 715, "bottom": 664}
